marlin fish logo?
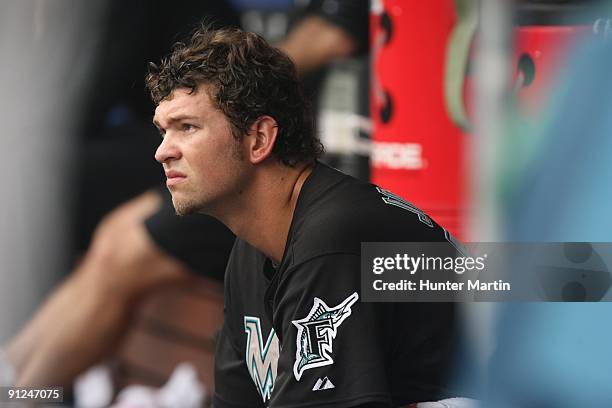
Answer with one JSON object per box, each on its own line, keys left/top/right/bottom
{"left": 292, "top": 292, "right": 359, "bottom": 381}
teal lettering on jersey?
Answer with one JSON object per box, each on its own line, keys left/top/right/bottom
{"left": 376, "top": 186, "right": 434, "bottom": 227}
{"left": 244, "top": 316, "right": 280, "bottom": 402}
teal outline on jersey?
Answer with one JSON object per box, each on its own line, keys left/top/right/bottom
{"left": 244, "top": 316, "right": 280, "bottom": 402}
{"left": 376, "top": 186, "right": 434, "bottom": 227}
{"left": 292, "top": 292, "right": 359, "bottom": 381}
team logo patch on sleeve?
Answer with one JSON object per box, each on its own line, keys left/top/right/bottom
{"left": 292, "top": 292, "right": 359, "bottom": 381}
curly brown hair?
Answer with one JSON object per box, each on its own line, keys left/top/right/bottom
{"left": 145, "top": 24, "right": 323, "bottom": 166}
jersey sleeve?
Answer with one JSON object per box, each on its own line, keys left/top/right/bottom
{"left": 269, "top": 254, "right": 393, "bottom": 408}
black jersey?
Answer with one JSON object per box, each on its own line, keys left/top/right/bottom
{"left": 214, "top": 163, "right": 457, "bottom": 408}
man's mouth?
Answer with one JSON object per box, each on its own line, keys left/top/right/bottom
{"left": 165, "top": 170, "right": 187, "bottom": 186}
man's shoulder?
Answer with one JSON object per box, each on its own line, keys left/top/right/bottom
{"left": 289, "top": 175, "right": 450, "bottom": 266}
{"left": 289, "top": 173, "right": 379, "bottom": 260}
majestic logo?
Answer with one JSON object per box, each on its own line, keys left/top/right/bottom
{"left": 292, "top": 292, "right": 359, "bottom": 381}
{"left": 244, "top": 316, "right": 280, "bottom": 402}
{"left": 312, "top": 376, "right": 335, "bottom": 391}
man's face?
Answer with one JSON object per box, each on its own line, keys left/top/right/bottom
{"left": 153, "top": 86, "right": 249, "bottom": 216}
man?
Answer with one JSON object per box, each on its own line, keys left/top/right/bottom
{"left": 149, "top": 25, "right": 457, "bottom": 407}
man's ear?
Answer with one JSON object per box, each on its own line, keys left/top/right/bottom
{"left": 245, "top": 115, "right": 278, "bottom": 164}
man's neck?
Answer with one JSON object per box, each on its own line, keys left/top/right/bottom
{"left": 224, "top": 161, "right": 314, "bottom": 265}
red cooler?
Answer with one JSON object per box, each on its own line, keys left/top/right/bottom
{"left": 370, "top": 0, "right": 467, "bottom": 239}
{"left": 370, "top": 0, "right": 593, "bottom": 240}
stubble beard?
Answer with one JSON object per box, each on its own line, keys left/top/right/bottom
{"left": 173, "top": 199, "right": 199, "bottom": 216}
{"left": 170, "top": 186, "right": 207, "bottom": 216}
{"left": 172, "top": 196, "right": 201, "bottom": 216}
{"left": 172, "top": 139, "right": 246, "bottom": 217}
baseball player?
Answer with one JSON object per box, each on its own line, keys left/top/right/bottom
{"left": 149, "top": 25, "right": 458, "bottom": 407}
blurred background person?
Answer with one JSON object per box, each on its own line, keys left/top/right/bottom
{"left": 482, "top": 2, "right": 612, "bottom": 406}
{"left": 3, "top": 0, "right": 241, "bottom": 391}
{"left": 462, "top": 1, "right": 612, "bottom": 407}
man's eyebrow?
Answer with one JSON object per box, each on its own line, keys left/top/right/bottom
{"left": 153, "top": 114, "right": 200, "bottom": 133}
{"left": 161, "top": 114, "right": 200, "bottom": 125}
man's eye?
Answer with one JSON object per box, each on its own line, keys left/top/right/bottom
{"left": 182, "top": 123, "right": 197, "bottom": 132}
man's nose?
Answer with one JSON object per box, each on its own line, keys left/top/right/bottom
{"left": 155, "top": 135, "right": 181, "bottom": 163}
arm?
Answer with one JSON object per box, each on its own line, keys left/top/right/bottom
{"left": 270, "top": 255, "right": 393, "bottom": 407}
{"left": 6, "top": 190, "right": 196, "bottom": 387}
{"left": 270, "top": 254, "right": 455, "bottom": 407}
{"left": 277, "top": 15, "right": 358, "bottom": 76}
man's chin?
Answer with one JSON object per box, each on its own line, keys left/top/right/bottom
{"left": 171, "top": 197, "right": 201, "bottom": 216}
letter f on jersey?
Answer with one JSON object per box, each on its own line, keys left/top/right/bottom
{"left": 292, "top": 292, "right": 359, "bottom": 381}
{"left": 244, "top": 316, "right": 280, "bottom": 402}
